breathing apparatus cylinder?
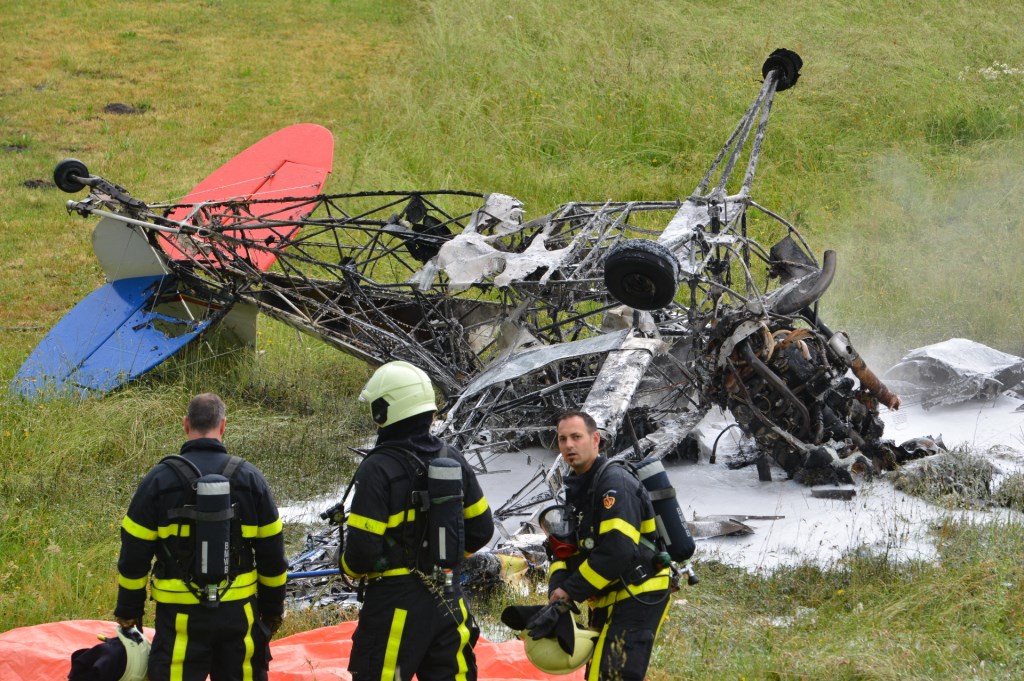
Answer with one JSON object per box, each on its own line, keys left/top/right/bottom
{"left": 194, "top": 474, "right": 233, "bottom": 590}
{"left": 634, "top": 459, "right": 695, "bottom": 562}
{"left": 427, "top": 458, "right": 464, "bottom": 570}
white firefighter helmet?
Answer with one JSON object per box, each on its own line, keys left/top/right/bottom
{"left": 116, "top": 626, "right": 151, "bottom": 681}
{"left": 359, "top": 361, "right": 437, "bottom": 427}
{"left": 523, "top": 617, "right": 599, "bottom": 675}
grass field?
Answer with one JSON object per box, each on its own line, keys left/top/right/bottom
{"left": 3, "top": 1, "right": 1024, "bottom": 677}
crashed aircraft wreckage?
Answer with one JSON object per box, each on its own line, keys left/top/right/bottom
{"left": 15, "top": 50, "right": 912, "bottom": 598}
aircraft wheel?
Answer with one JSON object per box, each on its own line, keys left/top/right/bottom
{"left": 762, "top": 49, "right": 802, "bottom": 92}
{"left": 53, "top": 158, "right": 89, "bottom": 193}
{"left": 604, "top": 239, "right": 680, "bottom": 310}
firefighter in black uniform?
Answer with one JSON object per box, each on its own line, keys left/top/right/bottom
{"left": 342, "top": 361, "right": 494, "bottom": 681}
{"left": 114, "top": 393, "right": 288, "bottom": 681}
{"left": 547, "top": 410, "right": 671, "bottom": 681}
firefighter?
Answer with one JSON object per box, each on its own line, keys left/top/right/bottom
{"left": 114, "top": 393, "right": 288, "bottom": 681}
{"left": 343, "top": 361, "right": 494, "bottom": 681}
{"left": 547, "top": 410, "right": 671, "bottom": 681}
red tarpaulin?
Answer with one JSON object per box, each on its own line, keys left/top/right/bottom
{"left": 0, "top": 619, "right": 581, "bottom": 681}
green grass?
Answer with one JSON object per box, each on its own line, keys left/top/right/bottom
{"left": 3, "top": 0, "right": 1024, "bottom": 675}
{"left": 646, "top": 519, "right": 1024, "bottom": 680}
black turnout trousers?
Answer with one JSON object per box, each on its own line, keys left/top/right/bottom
{"left": 349, "top": 574, "right": 479, "bottom": 681}
{"left": 148, "top": 596, "right": 272, "bottom": 681}
{"left": 587, "top": 588, "right": 671, "bottom": 681}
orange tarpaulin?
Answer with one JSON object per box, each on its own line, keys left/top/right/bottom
{"left": 0, "top": 619, "right": 582, "bottom": 681}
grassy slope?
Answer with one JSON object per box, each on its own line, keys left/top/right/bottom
{"left": 3, "top": 0, "right": 1024, "bottom": 675}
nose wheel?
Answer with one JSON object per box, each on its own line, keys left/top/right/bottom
{"left": 53, "top": 158, "right": 91, "bottom": 193}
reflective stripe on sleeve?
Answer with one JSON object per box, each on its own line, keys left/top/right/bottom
{"left": 258, "top": 571, "right": 288, "bottom": 587}
{"left": 157, "top": 524, "right": 189, "bottom": 539}
{"left": 241, "top": 516, "right": 284, "bottom": 539}
{"left": 118, "top": 573, "right": 149, "bottom": 590}
{"left": 347, "top": 513, "right": 387, "bottom": 535}
{"left": 121, "top": 516, "right": 157, "bottom": 541}
{"left": 463, "top": 497, "right": 489, "bottom": 519}
{"left": 579, "top": 560, "right": 612, "bottom": 590}
{"left": 598, "top": 517, "right": 641, "bottom": 543}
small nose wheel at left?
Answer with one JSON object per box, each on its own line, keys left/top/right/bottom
{"left": 53, "top": 158, "right": 91, "bottom": 193}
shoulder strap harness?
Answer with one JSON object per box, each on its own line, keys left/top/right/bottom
{"left": 159, "top": 454, "right": 246, "bottom": 603}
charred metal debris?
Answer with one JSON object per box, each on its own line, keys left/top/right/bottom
{"left": 60, "top": 50, "right": 914, "bottom": 489}
{"left": 58, "top": 51, "right": 931, "bottom": 602}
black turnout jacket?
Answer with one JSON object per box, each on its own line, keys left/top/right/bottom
{"left": 549, "top": 456, "right": 666, "bottom": 605}
{"left": 341, "top": 415, "right": 493, "bottom": 578}
{"left": 115, "top": 438, "right": 288, "bottom": 620}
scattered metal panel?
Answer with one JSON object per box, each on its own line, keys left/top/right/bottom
{"left": 455, "top": 330, "right": 631, "bottom": 402}
{"left": 883, "top": 338, "right": 1024, "bottom": 409}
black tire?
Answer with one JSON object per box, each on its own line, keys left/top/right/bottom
{"left": 53, "top": 158, "right": 90, "bottom": 193}
{"left": 603, "top": 240, "right": 679, "bottom": 310}
{"left": 762, "top": 49, "right": 803, "bottom": 92}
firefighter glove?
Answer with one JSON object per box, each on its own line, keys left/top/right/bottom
{"left": 262, "top": 614, "right": 283, "bottom": 637}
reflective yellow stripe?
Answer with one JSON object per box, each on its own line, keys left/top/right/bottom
{"left": 598, "top": 517, "right": 641, "bottom": 543}
{"left": 587, "top": 602, "right": 610, "bottom": 681}
{"left": 241, "top": 516, "right": 284, "bottom": 539}
{"left": 171, "top": 612, "right": 188, "bottom": 681}
{"left": 258, "top": 517, "right": 283, "bottom": 538}
{"left": 157, "top": 524, "right": 190, "bottom": 539}
{"left": 347, "top": 513, "right": 386, "bottom": 535}
{"left": 382, "top": 608, "right": 407, "bottom": 681}
{"left": 589, "top": 584, "right": 671, "bottom": 680}
{"left": 455, "top": 599, "right": 471, "bottom": 681}
{"left": 121, "top": 516, "right": 157, "bottom": 541}
{"left": 367, "top": 567, "right": 412, "bottom": 579}
{"left": 549, "top": 560, "right": 567, "bottom": 576}
{"left": 387, "top": 509, "right": 415, "bottom": 527}
{"left": 592, "top": 570, "right": 670, "bottom": 608}
{"left": 345, "top": 509, "right": 416, "bottom": 537}
{"left": 118, "top": 573, "right": 148, "bottom": 590}
{"left": 579, "top": 560, "right": 611, "bottom": 590}
{"left": 242, "top": 601, "right": 256, "bottom": 681}
{"left": 258, "top": 571, "right": 288, "bottom": 587}
{"left": 639, "top": 518, "right": 656, "bottom": 534}
{"left": 654, "top": 590, "right": 671, "bottom": 637}
{"left": 341, "top": 554, "right": 359, "bottom": 578}
{"left": 463, "top": 497, "right": 489, "bottom": 519}
{"left": 152, "top": 570, "right": 259, "bottom": 604}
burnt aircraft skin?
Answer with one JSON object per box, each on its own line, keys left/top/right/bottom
{"left": 48, "top": 50, "right": 901, "bottom": 496}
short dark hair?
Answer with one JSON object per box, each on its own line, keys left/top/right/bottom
{"left": 187, "top": 393, "right": 226, "bottom": 433}
{"left": 555, "top": 409, "right": 597, "bottom": 433}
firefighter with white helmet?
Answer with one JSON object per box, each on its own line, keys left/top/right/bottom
{"left": 343, "top": 361, "right": 494, "bottom": 681}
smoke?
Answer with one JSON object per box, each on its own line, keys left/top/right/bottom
{"left": 822, "top": 142, "right": 1024, "bottom": 371}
